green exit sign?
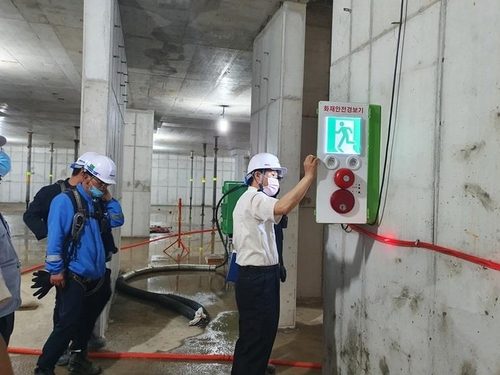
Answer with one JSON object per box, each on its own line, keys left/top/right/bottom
{"left": 326, "top": 117, "right": 362, "bottom": 155}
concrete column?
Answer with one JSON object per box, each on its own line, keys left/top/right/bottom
{"left": 122, "top": 110, "right": 154, "bottom": 236}
{"left": 80, "top": 0, "right": 127, "bottom": 168}
{"left": 79, "top": 0, "right": 127, "bottom": 336}
{"left": 230, "top": 148, "right": 250, "bottom": 181}
{"left": 296, "top": 2, "right": 332, "bottom": 300}
{"left": 251, "top": 1, "right": 307, "bottom": 328}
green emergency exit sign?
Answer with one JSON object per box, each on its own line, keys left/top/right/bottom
{"left": 326, "top": 117, "right": 362, "bottom": 155}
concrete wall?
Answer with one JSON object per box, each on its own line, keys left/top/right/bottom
{"left": 122, "top": 109, "right": 154, "bottom": 237}
{"left": 324, "top": 1, "right": 500, "bottom": 374}
{"left": 251, "top": 1, "right": 307, "bottom": 328}
{"left": 297, "top": 2, "right": 332, "bottom": 300}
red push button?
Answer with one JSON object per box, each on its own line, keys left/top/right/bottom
{"left": 330, "top": 189, "right": 355, "bottom": 214}
{"left": 333, "top": 168, "right": 355, "bottom": 188}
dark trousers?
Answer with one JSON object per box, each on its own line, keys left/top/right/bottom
{"left": 232, "top": 265, "right": 280, "bottom": 375}
{"left": 36, "top": 270, "right": 111, "bottom": 370}
{"left": 0, "top": 312, "right": 14, "bottom": 346}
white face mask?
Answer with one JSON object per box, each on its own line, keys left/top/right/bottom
{"left": 263, "top": 177, "right": 280, "bottom": 197}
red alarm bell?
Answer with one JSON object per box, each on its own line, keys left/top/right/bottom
{"left": 333, "top": 168, "right": 355, "bottom": 189}
{"left": 330, "top": 189, "right": 355, "bottom": 214}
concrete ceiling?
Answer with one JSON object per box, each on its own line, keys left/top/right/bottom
{"left": 0, "top": 0, "right": 300, "bottom": 156}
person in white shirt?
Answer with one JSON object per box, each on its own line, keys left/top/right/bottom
{"left": 231, "top": 152, "right": 318, "bottom": 375}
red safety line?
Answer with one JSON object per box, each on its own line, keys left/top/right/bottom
{"left": 350, "top": 224, "right": 500, "bottom": 272}
{"left": 21, "top": 229, "right": 218, "bottom": 274}
{"left": 120, "top": 228, "right": 215, "bottom": 250}
{"left": 7, "top": 348, "right": 322, "bottom": 369}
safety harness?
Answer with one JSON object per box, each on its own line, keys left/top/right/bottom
{"left": 60, "top": 186, "right": 109, "bottom": 296}
{"left": 32, "top": 182, "right": 113, "bottom": 299}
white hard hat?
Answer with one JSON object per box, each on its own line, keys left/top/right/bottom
{"left": 84, "top": 155, "right": 117, "bottom": 185}
{"left": 246, "top": 152, "right": 287, "bottom": 179}
{"left": 71, "top": 151, "right": 99, "bottom": 169}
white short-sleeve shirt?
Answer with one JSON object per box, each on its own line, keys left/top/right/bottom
{"left": 232, "top": 187, "right": 282, "bottom": 266}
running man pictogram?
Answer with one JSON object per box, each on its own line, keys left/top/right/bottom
{"left": 335, "top": 121, "right": 356, "bottom": 152}
{"left": 326, "top": 117, "right": 362, "bottom": 155}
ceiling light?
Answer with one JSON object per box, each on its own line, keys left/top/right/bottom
{"left": 218, "top": 105, "right": 229, "bottom": 133}
{"left": 219, "top": 118, "right": 228, "bottom": 132}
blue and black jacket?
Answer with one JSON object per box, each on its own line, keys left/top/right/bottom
{"left": 46, "top": 184, "right": 124, "bottom": 280}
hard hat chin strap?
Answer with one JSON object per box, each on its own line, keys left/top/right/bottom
{"left": 257, "top": 169, "right": 266, "bottom": 192}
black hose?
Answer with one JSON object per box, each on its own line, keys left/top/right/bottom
{"left": 213, "top": 183, "right": 246, "bottom": 269}
{"left": 116, "top": 268, "right": 211, "bottom": 327}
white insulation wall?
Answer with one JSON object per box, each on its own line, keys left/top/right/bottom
{"left": 0, "top": 145, "right": 76, "bottom": 204}
{"left": 325, "top": 1, "right": 500, "bottom": 374}
{"left": 151, "top": 153, "right": 235, "bottom": 207}
{"left": 0, "top": 145, "right": 235, "bottom": 208}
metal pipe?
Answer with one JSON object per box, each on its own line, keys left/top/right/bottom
{"left": 49, "top": 142, "right": 54, "bottom": 185}
{"left": 25, "top": 132, "right": 33, "bottom": 209}
{"left": 74, "top": 126, "right": 80, "bottom": 161}
{"left": 200, "top": 143, "right": 207, "bottom": 259}
{"left": 210, "top": 136, "right": 219, "bottom": 254}
{"left": 188, "top": 150, "right": 195, "bottom": 251}
{"left": 188, "top": 150, "right": 194, "bottom": 249}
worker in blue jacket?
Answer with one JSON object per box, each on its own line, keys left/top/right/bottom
{"left": 34, "top": 154, "right": 124, "bottom": 375}
{"left": 26, "top": 151, "right": 109, "bottom": 367}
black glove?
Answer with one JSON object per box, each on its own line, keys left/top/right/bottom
{"left": 31, "top": 270, "right": 54, "bottom": 299}
{"left": 279, "top": 265, "right": 287, "bottom": 283}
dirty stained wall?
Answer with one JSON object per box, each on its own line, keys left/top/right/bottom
{"left": 324, "top": 1, "right": 500, "bottom": 374}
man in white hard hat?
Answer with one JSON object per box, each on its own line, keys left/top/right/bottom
{"left": 24, "top": 151, "right": 109, "bottom": 366}
{"left": 34, "top": 154, "right": 124, "bottom": 375}
{"left": 231, "top": 152, "right": 319, "bottom": 375}
{"left": 24, "top": 151, "right": 99, "bottom": 240}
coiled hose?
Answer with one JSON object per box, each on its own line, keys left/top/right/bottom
{"left": 116, "top": 265, "right": 214, "bottom": 327}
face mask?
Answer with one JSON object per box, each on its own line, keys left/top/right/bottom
{"left": 263, "top": 177, "right": 280, "bottom": 197}
{"left": 89, "top": 186, "right": 104, "bottom": 198}
{"left": 0, "top": 151, "right": 11, "bottom": 178}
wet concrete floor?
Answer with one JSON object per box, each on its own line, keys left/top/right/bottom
{"left": 2, "top": 203, "right": 322, "bottom": 374}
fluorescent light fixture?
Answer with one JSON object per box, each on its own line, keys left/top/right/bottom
{"left": 218, "top": 118, "right": 228, "bottom": 133}
{"left": 218, "top": 105, "right": 229, "bottom": 133}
